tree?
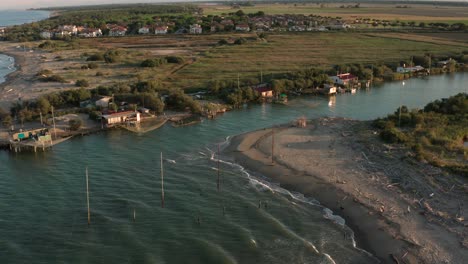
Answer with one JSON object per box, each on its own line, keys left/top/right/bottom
{"left": 2, "top": 115, "right": 12, "bottom": 128}
{"left": 36, "top": 97, "right": 51, "bottom": 114}
{"left": 235, "top": 10, "right": 245, "bottom": 17}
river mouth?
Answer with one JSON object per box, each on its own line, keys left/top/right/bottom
{"left": 0, "top": 73, "right": 467, "bottom": 263}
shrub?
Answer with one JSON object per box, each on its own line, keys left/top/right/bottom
{"left": 103, "top": 50, "right": 121, "bottom": 63}
{"left": 218, "top": 39, "right": 228, "bottom": 45}
{"left": 165, "top": 56, "right": 184, "bottom": 64}
{"left": 234, "top": 38, "right": 247, "bottom": 45}
{"left": 141, "top": 58, "right": 166, "bottom": 67}
{"left": 87, "top": 53, "right": 104, "bottom": 61}
{"left": 40, "top": 75, "right": 66, "bottom": 83}
{"left": 95, "top": 71, "right": 104, "bottom": 76}
{"left": 38, "top": 41, "right": 56, "bottom": 49}
{"left": 36, "top": 69, "right": 53, "bottom": 76}
{"left": 87, "top": 62, "right": 99, "bottom": 69}
{"left": 69, "top": 119, "right": 82, "bottom": 131}
{"left": 75, "top": 79, "right": 89, "bottom": 87}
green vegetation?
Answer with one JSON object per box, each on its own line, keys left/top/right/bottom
{"left": 141, "top": 58, "right": 166, "bottom": 68}
{"left": 75, "top": 79, "right": 90, "bottom": 87}
{"left": 374, "top": 93, "right": 468, "bottom": 176}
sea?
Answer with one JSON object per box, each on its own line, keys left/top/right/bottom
{"left": 0, "top": 10, "right": 50, "bottom": 84}
{"left": 0, "top": 10, "right": 50, "bottom": 27}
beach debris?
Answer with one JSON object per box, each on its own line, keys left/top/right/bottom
{"left": 407, "top": 206, "right": 411, "bottom": 214}
{"left": 296, "top": 116, "right": 307, "bottom": 127}
{"left": 379, "top": 205, "right": 385, "bottom": 213}
{"left": 429, "top": 193, "right": 434, "bottom": 197}
{"left": 341, "top": 131, "right": 352, "bottom": 137}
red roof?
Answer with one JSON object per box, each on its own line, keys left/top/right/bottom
{"left": 337, "top": 73, "right": 357, "bottom": 80}
{"left": 253, "top": 84, "right": 272, "bottom": 93}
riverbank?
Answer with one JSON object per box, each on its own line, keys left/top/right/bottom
{"left": 225, "top": 118, "right": 467, "bottom": 264}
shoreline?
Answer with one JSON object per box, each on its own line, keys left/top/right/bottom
{"left": 224, "top": 118, "right": 467, "bottom": 263}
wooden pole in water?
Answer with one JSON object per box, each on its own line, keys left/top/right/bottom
{"left": 271, "top": 127, "right": 275, "bottom": 164}
{"left": 161, "top": 152, "right": 165, "bottom": 208}
{"left": 51, "top": 106, "right": 57, "bottom": 140}
{"left": 86, "top": 167, "right": 90, "bottom": 226}
{"left": 217, "top": 143, "right": 220, "bottom": 192}
{"left": 133, "top": 208, "right": 136, "bottom": 222}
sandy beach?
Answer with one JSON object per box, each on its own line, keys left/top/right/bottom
{"left": 225, "top": 118, "right": 467, "bottom": 264}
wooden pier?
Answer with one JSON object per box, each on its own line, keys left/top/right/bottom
{"left": 8, "top": 136, "right": 72, "bottom": 153}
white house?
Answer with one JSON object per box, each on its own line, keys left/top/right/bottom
{"left": 396, "top": 65, "right": 425, "bottom": 73}
{"left": 154, "top": 26, "right": 168, "bottom": 34}
{"left": 235, "top": 24, "right": 250, "bottom": 32}
{"left": 138, "top": 26, "right": 151, "bottom": 34}
{"left": 54, "top": 30, "right": 73, "bottom": 38}
{"left": 40, "top": 31, "right": 53, "bottom": 39}
{"left": 319, "top": 84, "right": 337, "bottom": 95}
{"left": 78, "top": 28, "right": 102, "bottom": 38}
{"left": 0, "top": 27, "right": 5, "bottom": 36}
{"left": 58, "top": 25, "right": 78, "bottom": 35}
{"left": 437, "top": 59, "right": 456, "bottom": 68}
{"left": 189, "top": 24, "right": 202, "bottom": 34}
{"left": 95, "top": 96, "right": 112, "bottom": 108}
{"left": 329, "top": 22, "right": 352, "bottom": 30}
{"left": 109, "top": 26, "right": 127, "bottom": 37}
{"left": 102, "top": 111, "right": 140, "bottom": 127}
{"left": 330, "top": 73, "right": 358, "bottom": 86}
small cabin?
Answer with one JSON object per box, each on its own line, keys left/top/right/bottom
{"left": 253, "top": 83, "right": 274, "bottom": 98}
{"left": 102, "top": 111, "right": 140, "bottom": 127}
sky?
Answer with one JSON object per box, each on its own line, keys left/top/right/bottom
{"left": 1, "top": 0, "right": 465, "bottom": 11}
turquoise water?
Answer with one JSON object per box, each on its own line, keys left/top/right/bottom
{"left": 0, "top": 10, "right": 50, "bottom": 27}
{"left": 0, "top": 73, "right": 467, "bottom": 263}
{"left": 0, "top": 9, "right": 50, "bottom": 84}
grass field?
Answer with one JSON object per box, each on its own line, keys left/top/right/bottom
{"left": 26, "top": 31, "right": 468, "bottom": 93}
{"left": 201, "top": 3, "right": 468, "bottom": 24}
{"left": 168, "top": 32, "right": 468, "bottom": 88}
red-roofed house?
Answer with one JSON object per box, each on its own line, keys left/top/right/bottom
{"left": 235, "top": 24, "right": 250, "bottom": 32}
{"left": 108, "top": 26, "right": 127, "bottom": 37}
{"left": 155, "top": 26, "right": 168, "bottom": 34}
{"left": 330, "top": 73, "right": 358, "bottom": 86}
{"left": 138, "top": 26, "right": 151, "bottom": 34}
{"left": 253, "top": 83, "right": 273, "bottom": 98}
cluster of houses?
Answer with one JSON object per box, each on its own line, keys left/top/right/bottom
{"left": 40, "top": 25, "right": 102, "bottom": 39}
{"left": 209, "top": 14, "right": 349, "bottom": 33}
{"left": 37, "top": 13, "right": 352, "bottom": 39}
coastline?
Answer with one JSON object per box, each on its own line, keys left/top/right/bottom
{"left": 224, "top": 118, "right": 467, "bottom": 264}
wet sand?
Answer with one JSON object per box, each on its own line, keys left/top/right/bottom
{"left": 225, "top": 118, "right": 467, "bottom": 264}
